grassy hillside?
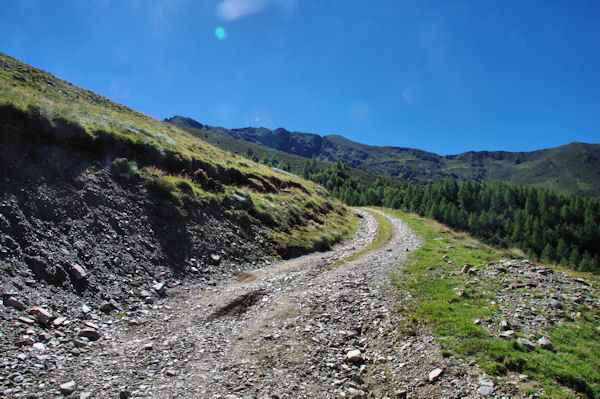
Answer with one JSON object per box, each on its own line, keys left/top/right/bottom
{"left": 167, "top": 116, "right": 600, "bottom": 197}
{"left": 384, "top": 209, "right": 600, "bottom": 398}
{"left": 0, "top": 52, "right": 356, "bottom": 257}
{"left": 166, "top": 121, "right": 403, "bottom": 191}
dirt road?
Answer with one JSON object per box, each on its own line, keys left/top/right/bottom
{"left": 53, "top": 209, "right": 426, "bottom": 398}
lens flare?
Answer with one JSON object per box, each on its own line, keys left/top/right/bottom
{"left": 215, "top": 27, "right": 227, "bottom": 41}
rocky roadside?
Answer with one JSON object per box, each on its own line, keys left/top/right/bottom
{"left": 0, "top": 164, "right": 278, "bottom": 399}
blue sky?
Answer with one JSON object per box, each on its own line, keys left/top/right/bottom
{"left": 1, "top": 0, "right": 599, "bottom": 155}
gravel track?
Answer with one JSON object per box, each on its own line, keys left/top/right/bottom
{"left": 49, "top": 209, "right": 427, "bottom": 398}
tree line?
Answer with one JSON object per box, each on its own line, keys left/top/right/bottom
{"left": 302, "top": 159, "right": 600, "bottom": 274}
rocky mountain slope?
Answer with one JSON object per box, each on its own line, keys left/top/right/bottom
{"left": 166, "top": 116, "right": 600, "bottom": 198}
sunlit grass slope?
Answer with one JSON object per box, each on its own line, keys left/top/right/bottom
{"left": 383, "top": 209, "right": 600, "bottom": 398}
{"left": 0, "top": 52, "right": 356, "bottom": 257}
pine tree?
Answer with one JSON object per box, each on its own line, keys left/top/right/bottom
{"left": 541, "top": 243, "right": 556, "bottom": 263}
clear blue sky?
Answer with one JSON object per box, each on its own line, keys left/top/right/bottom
{"left": 1, "top": 0, "right": 599, "bottom": 155}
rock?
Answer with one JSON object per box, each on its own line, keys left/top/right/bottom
{"left": 32, "top": 342, "right": 46, "bottom": 351}
{"left": 81, "top": 304, "right": 92, "bottom": 314}
{"left": 474, "top": 319, "right": 481, "bottom": 325}
{"left": 499, "top": 330, "right": 516, "bottom": 339}
{"left": 60, "top": 380, "right": 77, "bottom": 395}
{"left": 99, "top": 301, "right": 113, "bottom": 312}
{"left": 39, "top": 332, "right": 52, "bottom": 341}
{"left": 3, "top": 296, "right": 27, "bottom": 311}
{"left": 17, "top": 314, "right": 35, "bottom": 325}
{"left": 428, "top": 367, "right": 444, "bottom": 382}
{"left": 53, "top": 316, "right": 67, "bottom": 326}
{"left": 152, "top": 282, "right": 166, "bottom": 297}
{"left": 10, "top": 373, "right": 24, "bottom": 384}
{"left": 538, "top": 336, "right": 553, "bottom": 350}
{"left": 73, "top": 338, "right": 89, "bottom": 348}
{"left": 500, "top": 320, "right": 510, "bottom": 330}
{"left": 477, "top": 386, "right": 495, "bottom": 396}
{"left": 109, "top": 298, "right": 122, "bottom": 311}
{"left": 70, "top": 264, "right": 88, "bottom": 280}
{"left": 16, "top": 335, "right": 34, "bottom": 347}
{"left": 78, "top": 328, "right": 101, "bottom": 341}
{"left": 27, "top": 307, "right": 53, "bottom": 326}
{"left": 119, "top": 389, "right": 131, "bottom": 398}
{"left": 478, "top": 375, "right": 494, "bottom": 387}
{"left": 550, "top": 299, "right": 562, "bottom": 309}
{"left": 460, "top": 264, "right": 471, "bottom": 274}
{"left": 509, "top": 282, "right": 527, "bottom": 289}
{"left": 347, "top": 387, "right": 366, "bottom": 398}
{"left": 517, "top": 337, "right": 536, "bottom": 351}
{"left": 346, "top": 349, "right": 362, "bottom": 363}
{"left": 395, "top": 389, "right": 407, "bottom": 399}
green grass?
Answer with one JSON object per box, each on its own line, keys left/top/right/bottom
{"left": 328, "top": 208, "right": 392, "bottom": 269}
{"left": 382, "top": 209, "right": 600, "bottom": 398}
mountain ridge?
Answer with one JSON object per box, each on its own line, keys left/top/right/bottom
{"left": 165, "top": 115, "right": 600, "bottom": 197}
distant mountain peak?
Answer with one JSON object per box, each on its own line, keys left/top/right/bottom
{"left": 167, "top": 115, "right": 600, "bottom": 197}
{"left": 163, "top": 115, "right": 204, "bottom": 130}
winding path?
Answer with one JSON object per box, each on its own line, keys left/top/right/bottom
{"left": 57, "top": 209, "right": 423, "bottom": 398}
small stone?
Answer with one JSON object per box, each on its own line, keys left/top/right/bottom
{"left": 152, "top": 282, "right": 166, "bottom": 297}
{"left": 27, "top": 307, "right": 53, "bottom": 326}
{"left": 18, "top": 316, "right": 36, "bottom": 325}
{"left": 73, "top": 338, "right": 89, "bottom": 348}
{"left": 346, "top": 349, "right": 362, "bottom": 363}
{"left": 166, "top": 369, "right": 177, "bottom": 377}
{"left": 3, "top": 296, "right": 27, "bottom": 311}
{"left": 499, "top": 330, "right": 516, "bottom": 339}
{"left": 517, "top": 337, "right": 536, "bottom": 351}
{"left": 39, "top": 332, "right": 52, "bottom": 341}
{"left": 477, "top": 386, "right": 495, "bottom": 396}
{"left": 478, "top": 375, "right": 494, "bottom": 387}
{"left": 500, "top": 320, "right": 510, "bottom": 330}
{"left": 99, "top": 301, "right": 113, "bottom": 312}
{"left": 550, "top": 299, "right": 562, "bottom": 309}
{"left": 473, "top": 319, "right": 481, "bottom": 325}
{"left": 460, "top": 264, "right": 470, "bottom": 274}
{"left": 81, "top": 304, "right": 91, "bottom": 314}
{"left": 78, "top": 329, "right": 101, "bottom": 341}
{"left": 53, "top": 317, "right": 67, "bottom": 326}
{"left": 395, "top": 389, "right": 407, "bottom": 399}
{"left": 84, "top": 321, "right": 99, "bottom": 330}
{"left": 32, "top": 342, "right": 46, "bottom": 351}
{"left": 60, "top": 380, "right": 77, "bottom": 395}
{"left": 16, "top": 335, "right": 34, "bottom": 347}
{"left": 428, "top": 367, "right": 444, "bottom": 382}
{"left": 143, "top": 343, "right": 153, "bottom": 351}
{"left": 119, "top": 389, "right": 131, "bottom": 398}
{"left": 70, "top": 264, "right": 87, "bottom": 280}
{"left": 109, "top": 298, "right": 122, "bottom": 311}
{"left": 10, "top": 373, "right": 24, "bottom": 384}
{"left": 538, "top": 336, "right": 553, "bottom": 350}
